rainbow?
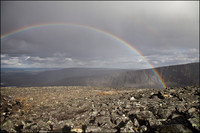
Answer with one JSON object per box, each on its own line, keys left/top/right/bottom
{"left": 1, "top": 22, "right": 167, "bottom": 88}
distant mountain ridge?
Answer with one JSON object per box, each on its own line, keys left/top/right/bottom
{"left": 1, "top": 68, "right": 60, "bottom": 72}
{"left": 1, "top": 62, "right": 199, "bottom": 88}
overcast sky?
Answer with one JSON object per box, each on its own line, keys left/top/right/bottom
{"left": 1, "top": 1, "right": 199, "bottom": 69}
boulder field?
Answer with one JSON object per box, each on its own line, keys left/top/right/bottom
{"left": 1, "top": 86, "right": 199, "bottom": 133}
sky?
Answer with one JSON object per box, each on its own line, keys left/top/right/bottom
{"left": 1, "top": 1, "right": 199, "bottom": 69}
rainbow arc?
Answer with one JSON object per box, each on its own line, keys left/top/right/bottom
{"left": 1, "top": 22, "right": 167, "bottom": 88}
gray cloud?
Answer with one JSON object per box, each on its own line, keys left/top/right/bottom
{"left": 1, "top": 1, "right": 199, "bottom": 69}
{"left": 146, "top": 48, "right": 199, "bottom": 67}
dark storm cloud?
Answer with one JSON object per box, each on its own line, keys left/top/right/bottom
{"left": 1, "top": 1, "right": 199, "bottom": 68}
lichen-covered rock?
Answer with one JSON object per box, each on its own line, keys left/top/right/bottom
{"left": 94, "top": 116, "right": 113, "bottom": 128}
{"left": 188, "top": 107, "right": 196, "bottom": 114}
{"left": 136, "top": 111, "right": 155, "bottom": 121}
{"left": 157, "top": 108, "right": 172, "bottom": 119}
{"left": 120, "top": 120, "right": 135, "bottom": 132}
{"left": 188, "top": 117, "right": 200, "bottom": 131}
{"left": 1, "top": 120, "right": 16, "bottom": 132}
{"left": 133, "top": 118, "right": 140, "bottom": 127}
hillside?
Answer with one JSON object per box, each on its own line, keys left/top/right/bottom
{"left": 1, "top": 62, "right": 199, "bottom": 88}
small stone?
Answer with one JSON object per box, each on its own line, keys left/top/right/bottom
{"left": 136, "top": 111, "right": 155, "bottom": 121}
{"left": 128, "top": 109, "right": 140, "bottom": 116}
{"left": 2, "top": 120, "right": 15, "bottom": 132}
{"left": 188, "top": 117, "right": 200, "bottom": 131}
{"left": 188, "top": 108, "right": 196, "bottom": 114}
{"left": 120, "top": 120, "right": 135, "bottom": 132}
{"left": 91, "top": 110, "right": 98, "bottom": 116}
{"left": 30, "top": 98, "right": 33, "bottom": 100}
{"left": 95, "top": 116, "right": 112, "bottom": 128}
{"left": 86, "top": 126, "right": 102, "bottom": 132}
{"left": 10, "top": 128, "right": 17, "bottom": 133}
{"left": 47, "top": 121, "right": 53, "bottom": 124}
{"left": 125, "top": 103, "right": 132, "bottom": 109}
{"left": 136, "top": 103, "right": 141, "bottom": 107}
{"left": 37, "top": 121, "right": 51, "bottom": 131}
{"left": 140, "top": 125, "right": 147, "bottom": 132}
{"left": 133, "top": 118, "right": 140, "bottom": 127}
{"left": 115, "top": 115, "right": 128, "bottom": 126}
{"left": 157, "top": 108, "right": 172, "bottom": 119}
{"left": 100, "top": 110, "right": 106, "bottom": 116}
{"left": 149, "top": 119, "right": 162, "bottom": 127}
{"left": 102, "top": 128, "right": 118, "bottom": 132}
{"left": 130, "top": 97, "right": 135, "bottom": 101}
{"left": 1, "top": 116, "right": 5, "bottom": 122}
{"left": 171, "top": 113, "right": 181, "bottom": 119}
{"left": 71, "top": 127, "right": 83, "bottom": 132}
{"left": 39, "top": 130, "right": 48, "bottom": 133}
{"left": 176, "top": 104, "right": 187, "bottom": 113}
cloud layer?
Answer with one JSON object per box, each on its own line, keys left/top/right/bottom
{"left": 1, "top": 1, "right": 199, "bottom": 69}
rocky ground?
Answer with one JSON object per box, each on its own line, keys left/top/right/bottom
{"left": 1, "top": 86, "right": 199, "bottom": 133}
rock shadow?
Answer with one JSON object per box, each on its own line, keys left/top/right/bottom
{"left": 62, "top": 125, "right": 71, "bottom": 133}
